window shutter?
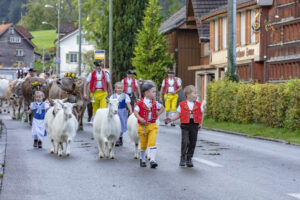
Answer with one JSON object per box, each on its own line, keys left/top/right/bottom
{"left": 210, "top": 21, "right": 215, "bottom": 52}
{"left": 66, "top": 53, "right": 70, "bottom": 63}
{"left": 13, "top": 50, "right": 17, "bottom": 56}
{"left": 23, "top": 50, "right": 26, "bottom": 57}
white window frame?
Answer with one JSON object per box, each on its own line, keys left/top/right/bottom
{"left": 70, "top": 53, "right": 78, "bottom": 63}
{"left": 16, "top": 49, "right": 23, "bottom": 57}
{"left": 240, "top": 12, "right": 246, "bottom": 46}
{"left": 222, "top": 17, "right": 227, "bottom": 49}
{"left": 214, "top": 20, "right": 218, "bottom": 51}
{"left": 9, "top": 27, "right": 14, "bottom": 34}
{"left": 250, "top": 9, "right": 256, "bottom": 43}
{"left": 10, "top": 37, "right": 21, "bottom": 43}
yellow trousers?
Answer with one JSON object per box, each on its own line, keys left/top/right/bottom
{"left": 90, "top": 90, "right": 108, "bottom": 115}
{"left": 164, "top": 93, "right": 178, "bottom": 112}
{"left": 137, "top": 123, "right": 158, "bottom": 151}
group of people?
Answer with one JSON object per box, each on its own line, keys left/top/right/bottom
{"left": 28, "top": 60, "right": 204, "bottom": 169}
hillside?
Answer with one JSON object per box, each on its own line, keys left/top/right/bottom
{"left": 31, "top": 29, "right": 57, "bottom": 54}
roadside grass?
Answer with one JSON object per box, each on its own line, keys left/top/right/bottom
{"left": 203, "top": 118, "right": 300, "bottom": 145}
{"left": 31, "top": 29, "right": 56, "bottom": 53}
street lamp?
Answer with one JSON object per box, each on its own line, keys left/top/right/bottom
{"left": 45, "top": 1, "right": 61, "bottom": 76}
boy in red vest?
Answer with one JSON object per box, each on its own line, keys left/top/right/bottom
{"left": 121, "top": 69, "right": 141, "bottom": 109}
{"left": 165, "top": 85, "right": 204, "bottom": 167}
{"left": 84, "top": 61, "right": 113, "bottom": 115}
{"left": 159, "top": 70, "right": 182, "bottom": 126}
{"left": 134, "top": 83, "right": 164, "bottom": 168}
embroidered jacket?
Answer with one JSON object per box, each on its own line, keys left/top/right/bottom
{"left": 90, "top": 70, "right": 108, "bottom": 92}
{"left": 136, "top": 98, "right": 158, "bottom": 124}
{"left": 179, "top": 100, "right": 202, "bottom": 124}
{"left": 163, "top": 77, "right": 178, "bottom": 93}
{"left": 123, "top": 77, "right": 136, "bottom": 93}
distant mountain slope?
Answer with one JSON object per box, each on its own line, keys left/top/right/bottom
{"left": 0, "top": 0, "right": 27, "bottom": 24}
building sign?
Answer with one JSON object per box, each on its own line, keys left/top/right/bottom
{"left": 237, "top": 48, "right": 255, "bottom": 58}
{"left": 94, "top": 50, "right": 105, "bottom": 60}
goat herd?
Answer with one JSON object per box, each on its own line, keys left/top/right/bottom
{"left": 0, "top": 75, "right": 148, "bottom": 160}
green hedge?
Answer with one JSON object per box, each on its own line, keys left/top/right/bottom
{"left": 206, "top": 79, "right": 300, "bottom": 130}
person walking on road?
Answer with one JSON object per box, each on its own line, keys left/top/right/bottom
{"left": 165, "top": 85, "right": 204, "bottom": 167}
{"left": 28, "top": 91, "right": 49, "bottom": 148}
{"left": 159, "top": 69, "right": 182, "bottom": 126}
{"left": 84, "top": 61, "right": 113, "bottom": 115}
{"left": 110, "top": 82, "right": 132, "bottom": 146}
{"left": 134, "top": 83, "right": 164, "bottom": 168}
{"left": 121, "top": 69, "right": 141, "bottom": 109}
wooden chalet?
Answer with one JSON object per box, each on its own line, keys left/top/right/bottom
{"left": 159, "top": 0, "right": 227, "bottom": 94}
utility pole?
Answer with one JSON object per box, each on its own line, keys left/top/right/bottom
{"left": 57, "top": 0, "right": 61, "bottom": 75}
{"left": 227, "top": 0, "right": 238, "bottom": 81}
{"left": 78, "top": 0, "right": 82, "bottom": 76}
{"left": 109, "top": 0, "right": 113, "bottom": 82}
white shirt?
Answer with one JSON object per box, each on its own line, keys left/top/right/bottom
{"left": 161, "top": 77, "right": 182, "bottom": 93}
{"left": 109, "top": 93, "right": 131, "bottom": 104}
{"left": 87, "top": 70, "right": 111, "bottom": 89}
{"left": 121, "top": 78, "right": 139, "bottom": 94}
{"left": 134, "top": 98, "right": 162, "bottom": 121}
{"left": 177, "top": 100, "right": 204, "bottom": 118}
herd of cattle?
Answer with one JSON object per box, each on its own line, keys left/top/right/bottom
{"left": 0, "top": 76, "right": 153, "bottom": 159}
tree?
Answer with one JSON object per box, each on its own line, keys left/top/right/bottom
{"left": 159, "top": 0, "right": 184, "bottom": 20}
{"left": 132, "top": 0, "right": 174, "bottom": 87}
{"left": 80, "top": 0, "right": 148, "bottom": 81}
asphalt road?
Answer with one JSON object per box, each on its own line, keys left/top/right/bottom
{"left": 0, "top": 114, "right": 299, "bottom": 200}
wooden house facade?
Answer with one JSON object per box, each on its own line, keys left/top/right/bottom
{"left": 159, "top": 0, "right": 227, "bottom": 94}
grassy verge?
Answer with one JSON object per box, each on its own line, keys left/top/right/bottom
{"left": 203, "top": 118, "right": 300, "bottom": 145}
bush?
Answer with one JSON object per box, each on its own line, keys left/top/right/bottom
{"left": 206, "top": 79, "right": 300, "bottom": 130}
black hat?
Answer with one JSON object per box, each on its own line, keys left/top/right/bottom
{"left": 29, "top": 68, "right": 36, "bottom": 72}
{"left": 93, "top": 60, "right": 102, "bottom": 67}
{"left": 167, "top": 69, "right": 175, "bottom": 74}
{"left": 142, "top": 83, "right": 155, "bottom": 94}
{"left": 126, "top": 69, "right": 136, "bottom": 75}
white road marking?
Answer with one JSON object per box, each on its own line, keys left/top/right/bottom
{"left": 288, "top": 193, "right": 300, "bottom": 199}
{"left": 193, "top": 158, "right": 223, "bottom": 168}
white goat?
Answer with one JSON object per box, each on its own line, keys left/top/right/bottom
{"left": 127, "top": 114, "right": 139, "bottom": 159}
{"left": 0, "top": 79, "right": 10, "bottom": 114}
{"left": 44, "top": 99, "right": 64, "bottom": 154}
{"left": 93, "top": 98, "right": 121, "bottom": 159}
{"left": 51, "top": 102, "right": 78, "bottom": 156}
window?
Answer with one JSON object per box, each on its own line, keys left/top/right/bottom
{"left": 250, "top": 9, "right": 256, "bottom": 43}
{"left": 70, "top": 53, "right": 77, "bottom": 63}
{"left": 9, "top": 27, "right": 14, "bottom": 34}
{"left": 10, "top": 37, "right": 21, "bottom": 43}
{"left": 17, "top": 61, "right": 24, "bottom": 67}
{"left": 16, "top": 49, "right": 23, "bottom": 57}
{"left": 222, "top": 17, "right": 227, "bottom": 49}
{"left": 240, "top": 12, "right": 246, "bottom": 46}
{"left": 214, "top": 19, "right": 218, "bottom": 51}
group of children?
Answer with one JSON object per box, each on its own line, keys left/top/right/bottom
{"left": 29, "top": 75, "right": 204, "bottom": 169}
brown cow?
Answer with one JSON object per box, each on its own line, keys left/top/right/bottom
{"left": 55, "top": 77, "right": 90, "bottom": 130}
{"left": 6, "top": 79, "right": 24, "bottom": 120}
{"left": 22, "top": 77, "right": 48, "bottom": 125}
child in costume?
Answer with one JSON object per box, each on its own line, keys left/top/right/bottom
{"left": 28, "top": 91, "right": 49, "bottom": 148}
{"left": 134, "top": 83, "right": 164, "bottom": 168}
{"left": 165, "top": 85, "right": 204, "bottom": 167}
{"left": 110, "top": 82, "right": 132, "bottom": 146}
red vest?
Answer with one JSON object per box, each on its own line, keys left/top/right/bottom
{"left": 164, "top": 77, "right": 178, "bottom": 93}
{"left": 179, "top": 100, "right": 202, "bottom": 124}
{"left": 123, "top": 77, "right": 136, "bottom": 93}
{"left": 136, "top": 98, "right": 158, "bottom": 124}
{"left": 90, "top": 70, "right": 108, "bottom": 92}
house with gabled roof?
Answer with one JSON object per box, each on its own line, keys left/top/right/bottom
{"left": 0, "top": 24, "right": 35, "bottom": 79}
{"left": 160, "top": 0, "right": 227, "bottom": 100}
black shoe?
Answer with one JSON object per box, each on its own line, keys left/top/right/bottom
{"left": 150, "top": 161, "right": 158, "bottom": 168}
{"left": 87, "top": 117, "right": 92, "bottom": 122}
{"left": 140, "top": 159, "right": 147, "bottom": 167}
{"left": 38, "top": 141, "right": 42, "bottom": 148}
{"left": 186, "top": 158, "right": 194, "bottom": 167}
{"left": 179, "top": 157, "right": 186, "bottom": 166}
{"left": 115, "top": 137, "right": 123, "bottom": 147}
{"left": 171, "top": 123, "right": 176, "bottom": 127}
{"left": 33, "top": 139, "right": 38, "bottom": 147}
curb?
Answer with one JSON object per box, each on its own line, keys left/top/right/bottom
{"left": 203, "top": 127, "right": 300, "bottom": 147}
{"left": 0, "top": 120, "right": 7, "bottom": 193}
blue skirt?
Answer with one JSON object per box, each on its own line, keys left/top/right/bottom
{"left": 118, "top": 108, "right": 128, "bottom": 133}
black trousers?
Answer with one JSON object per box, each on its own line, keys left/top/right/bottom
{"left": 180, "top": 120, "right": 199, "bottom": 159}
{"left": 127, "top": 93, "right": 137, "bottom": 111}
{"left": 87, "top": 102, "right": 93, "bottom": 119}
